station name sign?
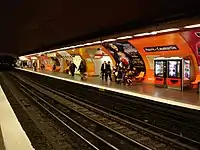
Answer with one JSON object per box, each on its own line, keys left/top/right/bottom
{"left": 144, "top": 45, "right": 179, "bottom": 52}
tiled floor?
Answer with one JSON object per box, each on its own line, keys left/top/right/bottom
{"left": 18, "top": 68, "right": 200, "bottom": 110}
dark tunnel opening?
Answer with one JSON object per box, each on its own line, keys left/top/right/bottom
{"left": 0, "top": 55, "right": 16, "bottom": 70}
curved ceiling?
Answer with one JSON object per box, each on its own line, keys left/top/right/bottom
{"left": 1, "top": 0, "right": 200, "bottom": 56}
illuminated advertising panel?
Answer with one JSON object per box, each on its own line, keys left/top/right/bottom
{"left": 168, "top": 60, "right": 181, "bottom": 78}
{"left": 103, "top": 41, "right": 146, "bottom": 72}
{"left": 155, "top": 61, "right": 164, "bottom": 77}
{"left": 184, "top": 60, "right": 190, "bottom": 80}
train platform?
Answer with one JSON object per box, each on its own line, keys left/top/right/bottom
{"left": 0, "top": 85, "right": 34, "bottom": 150}
{"left": 17, "top": 68, "right": 200, "bottom": 111}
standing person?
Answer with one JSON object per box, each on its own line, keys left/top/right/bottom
{"left": 33, "top": 61, "right": 37, "bottom": 71}
{"left": 41, "top": 63, "right": 45, "bottom": 70}
{"left": 101, "top": 61, "right": 107, "bottom": 81}
{"left": 69, "top": 62, "right": 77, "bottom": 77}
{"left": 105, "top": 61, "right": 112, "bottom": 82}
{"left": 52, "top": 63, "right": 56, "bottom": 71}
{"left": 79, "top": 60, "right": 86, "bottom": 80}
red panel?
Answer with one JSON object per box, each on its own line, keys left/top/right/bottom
{"left": 154, "top": 77, "right": 164, "bottom": 85}
{"left": 166, "top": 78, "right": 181, "bottom": 87}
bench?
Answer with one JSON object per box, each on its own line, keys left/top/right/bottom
{"left": 191, "top": 75, "right": 200, "bottom": 88}
{"left": 135, "top": 71, "right": 145, "bottom": 81}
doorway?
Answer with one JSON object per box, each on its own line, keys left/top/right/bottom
{"left": 93, "top": 56, "right": 113, "bottom": 76}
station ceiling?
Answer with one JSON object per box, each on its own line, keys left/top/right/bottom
{"left": 1, "top": 0, "right": 200, "bottom": 56}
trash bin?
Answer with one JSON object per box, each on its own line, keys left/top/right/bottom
{"left": 197, "top": 82, "right": 200, "bottom": 93}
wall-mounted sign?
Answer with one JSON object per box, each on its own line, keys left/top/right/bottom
{"left": 47, "top": 53, "right": 56, "bottom": 57}
{"left": 144, "top": 45, "right": 179, "bottom": 52}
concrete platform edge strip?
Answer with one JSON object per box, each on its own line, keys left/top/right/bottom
{"left": 0, "top": 85, "right": 34, "bottom": 150}
{"left": 0, "top": 125, "right": 5, "bottom": 150}
{"left": 16, "top": 68, "right": 200, "bottom": 111}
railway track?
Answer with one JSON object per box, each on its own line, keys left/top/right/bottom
{"left": 18, "top": 71, "right": 200, "bottom": 144}
{"left": 10, "top": 73, "right": 149, "bottom": 150}
{"left": 9, "top": 72, "right": 199, "bottom": 150}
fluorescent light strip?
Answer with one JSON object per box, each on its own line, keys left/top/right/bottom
{"left": 59, "top": 47, "right": 69, "bottom": 50}
{"left": 76, "top": 44, "right": 85, "bottom": 47}
{"left": 134, "top": 33, "right": 151, "bottom": 37}
{"left": 184, "top": 24, "right": 200, "bottom": 29}
{"left": 92, "top": 41, "right": 101, "bottom": 44}
{"left": 134, "top": 28, "right": 180, "bottom": 37}
{"left": 117, "top": 36, "right": 133, "bottom": 40}
{"left": 103, "top": 39, "right": 116, "bottom": 42}
{"left": 155, "top": 28, "right": 180, "bottom": 33}
{"left": 84, "top": 43, "right": 93, "bottom": 46}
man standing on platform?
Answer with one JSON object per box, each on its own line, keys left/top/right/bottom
{"left": 33, "top": 61, "right": 37, "bottom": 71}
{"left": 69, "top": 62, "right": 77, "bottom": 77}
{"left": 105, "top": 61, "right": 112, "bottom": 82}
{"left": 101, "top": 61, "right": 107, "bottom": 81}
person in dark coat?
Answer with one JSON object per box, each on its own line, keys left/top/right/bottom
{"left": 79, "top": 60, "right": 86, "bottom": 80}
{"left": 105, "top": 61, "right": 112, "bottom": 81}
{"left": 101, "top": 61, "right": 107, "bottom": 81}
{"left": 33, "top": 61, "right": 37, "bottom": 71}
{"left": 69, "top": 62, "right": 77, "bottom": 77}
{"left": 52, "top": 63, "right": 56, "bottom": 71}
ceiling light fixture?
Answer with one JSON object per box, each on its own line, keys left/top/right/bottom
{"left": 92, "top": 41, "right": 101, "bottom": 44}
{"left": 150, "top": 31, "right": 157, "bottom": 35}
{"left": 68, "top": 46, "right": 76, "bottom": 49}
{"left": 103, "top": 39, "right": 116, "bottom": 42}
{"left": 84, "top": 42, "right": 93, "bottom": 46}
{"left": 59, "top": 47, "right": 69, "bottom": 50}
{"left": 117, "top": 36, "right": 133, "bottom": 40}
{"left": 184, "top": 24, "right": 200, "bottom": 29}
{"left": 76, "top": 44, "right": 85, "bottom": 47}
{"left": 134, "top": 32, "right": 151, "bottom": 37}
{"left": 155, "top": 28, "right": 180, "bottom": 33}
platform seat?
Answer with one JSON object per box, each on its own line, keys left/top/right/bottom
{"left": 191, "top": 75, "right": 200, "bottom": 88}
{"left": 135, "top": 71, "right": 145, "bottom": 81}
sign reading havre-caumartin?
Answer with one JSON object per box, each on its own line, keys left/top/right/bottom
{"left": 144, "top": 45, "right": 179, "bottom": 52}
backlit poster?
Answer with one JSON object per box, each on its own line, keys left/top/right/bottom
{"left": 168, "top": 61, "right": 181, "bottom": 78}
{"left": 155, "top": 61, "right": 164, "bottom": 77}
{"left": 103, "top": 41, "right": 146, "bottom": 72}
{"left": 184, "top": 60, "right": 190, "bottom": 79}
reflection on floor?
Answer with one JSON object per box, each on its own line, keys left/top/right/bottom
{"left": 21, "top": 68, "right": 200, "bottom": 109}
